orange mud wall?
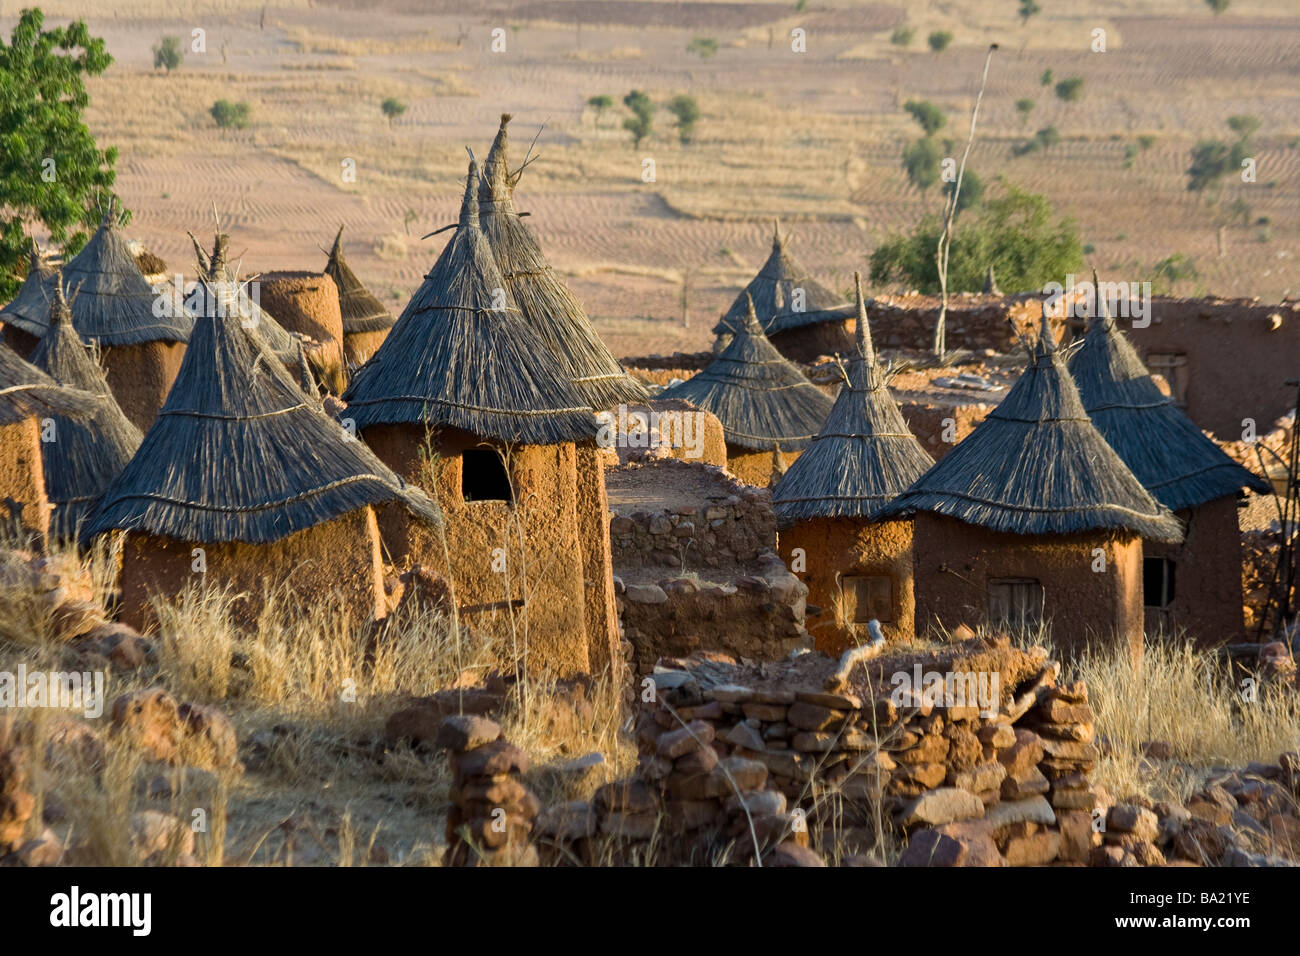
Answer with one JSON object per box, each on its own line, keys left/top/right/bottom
{"left": 779, "top": 516, "right": 915, "bottom": 655}
{"left": 0, "top": 417, "right": 50, "bottom": 541}
{"left": 1, "top": 326, "right": 41, "bottom": 360}
{"left": 1143, "top": 495, "right": 1245, "bottom": 645}
{"left": 259, "top": 272, "right": 346, "bottom": 394}
{"left": 364, "top": 424, "right": 592, "bottom": 677}
{"left": 343, "top": 329, "right": 391, "bottom": 368}
{"left": 102, "top": 340, "right": 186, "bottom": 433}
{"left": 726, "top": 445, "right": 802, "bottom": 488}
{"left": 912, "top": 513, "right": 1144, "bottom": 662}
{"left": 574, "top": 443, "right": 620, "bottom": 676}
{"left": 117, "top": 506, "right": 385, "bottom": 632}
{"left": 1126, "top": 298, "right": 1300, "bottom": 439}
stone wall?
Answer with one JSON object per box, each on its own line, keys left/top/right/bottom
{"left": 615, "top": 551, "right": 811, "bottom": 677}
{"left": 609, "top": 462, "right": 777, "bottom": 569}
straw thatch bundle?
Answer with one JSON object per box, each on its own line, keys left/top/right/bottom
{"left": 56, "top": 204, "right": 192, "bottom": 346}
{"left": 880, "top": 311, "right": 1183, "bottom": 542}
{"left": 661, "top": 294, "right": 833, "bottom": 451}
{"left": 187, "top": 232, "right": 302, "bottom": 363}
{"left": 713, "top": 221, "right": 846, "bottom": 338}
{"left": 82, "top": 266, "right": 440, "bottom": 546}
{"left": 324, "top": 225, "right": 395, "bottom": 335}
{"left": 772, "top": 275, "right": 934, "bottom": 521}
{"left": 1067, "top": 284, "right": 1271, "bottom": 512}
{"left": 0, "top": 335, "right": 99, "bottom": 426}
{"left": 30, "top": 278, "right": 143, "bottom": 538}
{"left": 478, "top": 114, "right": 647, "bottom": 410}
{"left": 0, "top": 242, "right": 58, "bottom": 339}
{"left": 345, "top": 161, "right": 595, "bottom": 446}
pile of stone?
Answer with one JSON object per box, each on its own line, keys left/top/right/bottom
{"left": 438, "top": 715, "right": 540, "bottom": 867}
{"left": 0, "top": 717, "right": 34, "bottom": 856}
{"left": 110, "top": 688, "right": 241, "bottom": 771}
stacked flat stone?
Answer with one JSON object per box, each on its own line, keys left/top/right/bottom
{"left": 438, "top": 715, "right": 540, "bottom": 867}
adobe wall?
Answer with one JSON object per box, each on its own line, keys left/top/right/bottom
{"left": 726, "top": 444, "right": 802, "bottom": 488}
{"left": 1, "top": 326, "right": 40, "bottom": 360}
{"left": 779, "top": 516, "right": 916, "bottom": 654}
{"left": 342, "top": 328, "right": 391, "bottom": 368}
{"left": 770, "top": 320, "right": 857, "bottom": 364}
{"left": 364, "top": 424, "right": 591, "bottom": 678}
{"left": 0, "top": 417, "right": 50, "bottom": 543}
{"left": 1125, "top": 298, "right": 1300, "bottom": 439}
{"left": 259, "top": 271, "right": 346, "bottom": 394}
{"left": 895, "top": 400, "right": 992, "bottom": 461}
{"left": 912, "top": 513, "right": 1144, "bottom": 662}
{"left": 117, "top": 506, "right": 385, "bottom": 632}
{"left": 1143, "top": 495, "right": 1246, "bottom": 645}
{"left": 603, "top": 398, "right": 727, "bottom": 468}
{"left": 867, "top": 295, "right": 1066, "bottom": 353}
{"left": 574, "top": 443, "right": 620, "bottom": 677}
{"left": 102, "top": 340, "right": 187, "bottom": 433}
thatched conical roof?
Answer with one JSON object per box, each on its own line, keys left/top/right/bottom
{"left": 57, "top": 204, "right": 192, "bottom": 346}
{"left": 713, "top": 221, "right": 846, "bottom": 337}
{"left": 344, "top": 161, "right": 595, "bottom": 445}
{"left": 30, "top": 278, "right": 143, "bottom": 539}
{"left": 324, "top": 225, "right": 395, "bottom": 335}
{"left": 0, "top": 242, "right": 58, "bottom": 337}
{"left": 880, "top": 308, "right": 1183, "bottom": 542}
{"left": 773, "top": 275, "right": 934, "bottom": 521}
{"left": 1067, "top": 277, "right": 1270, "bottom": 511}
{"left": 82, "top": 265, "right": 440, "bottom": 546}
{"left": 187, "top": 232, "right": 302, "bottom": 363}
{"left": 661, "top": 294, "right": 833, "bottom": 451}
{"left": 478, "top": 114, "right": 647, "bottom": 410}
{"left": 0, "top": 337, "right": 99, "bottom": 427}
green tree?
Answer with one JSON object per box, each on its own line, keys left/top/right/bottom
{"left": 1205, "top": 0, "right": 1229, "bottom": 13}
{"left": 622, "top": 90, "right": 654, "bottom": 148}
{"left": 902, "top": 136, "right": 943, "bottom": 192}
{"left": 1039, "top": 68, "right": 1053, "bottom": 86}
{"left": 942, "top": 169, "right": 984, "bottom": 215}
{"left": 380, "top": 97, "right": 407, "bottom": 126}
{"left": 1015, "top": 97, "right": 1035, "bottom": 125}
{"left": 210, "top": 99, "right": 251, "bottom": 129}
{"left": 927, "top": 30, "right": 953, "bottom": 52}
{"left": 1226, "top": 114, "right": 1260, "bottom": 140}
{"left": 1186, "top": 139, "right": 1246, "bottom": 192}
{"left": 1018, "top": 0, "right": 1041, "bottom": 25}
{"left": 1054, "top": 76, "right": 1084, "bottom": 103}
{"left": 667, "top": 94, "right": 700, "bottom": 145}
{"left": 869, "top": 179, "right": 1083, "bottom": 294}
{"left": 152, "top": 35, "right": 183, "bottom": 72}
{"left": 686, "top": 37, "right": 718, "bottom": 59}
{"left": 890, "top": 26, "right": 915, "bottom": 46}
{"left": 1149, "top": 253, "right": 1197, "bottom": 293}
{"left": 587, "top": 94, "right": 614, "bottom": 123}
{"left": 904, "top": 99, "right": 946, "bottom": 136}
{"left": 0, "top": 10, "right": 119, "bottom": 301}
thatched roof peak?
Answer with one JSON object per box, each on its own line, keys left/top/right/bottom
{"left": 0, "top": 242, "right": 58, "bottom": 338}
{"left": 57, "top": 213, "right": 193, "bottom": 346}
{"left": 31, "top": 273, "right": 143, "bottom": 539}
{"left": 1067, "top": 272, "right": 1271, "bottom": 511}
{"left": 772, "top": 272, "right": 933, "bottom": 521}
{"left": 475, "top": 115, "right": 648, "bottom": 409}
{"left": 343, "top": 160, "right": 597, "bottom": 445}
{"left": 661, "top": 297, "right": 832, "bottom": 452}
{"left": 323, "top": 225, "right": 395, "bottom": 335}
{"left": 187, "top": 231, "right": 300, "bottom": 362}
{"left": 714, "top": 222, "right": 846, "bottom": 338}
{"left": 879, "top": 322, "right": 1183, "bottom": 542}
{"left": 83, "top": 264, "right": 439, "bottom": 546}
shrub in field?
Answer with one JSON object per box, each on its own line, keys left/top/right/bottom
{"left": 210, "top": 99, "right": 251, "bottom": 130}
{"left": 153, "top": 35, "right": 183, "bottom": 72}
{"left": 927, "top": 30, "right": 952, "bottom": 52}
{"left": 380, "top": 97, "right": 407, "bottom": 125}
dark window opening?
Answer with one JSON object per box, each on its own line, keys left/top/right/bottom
{"left": 842, "top": 574, "right": 893, "bottom": 624}
{"left": 461, "top": 448, "right": 512, "bottom": 503}
{"left": 989, "top": 578, "right": 1044, "bottom": 630}
{"left": 1144, "top": 557, "right": 1176, "bottom": 608}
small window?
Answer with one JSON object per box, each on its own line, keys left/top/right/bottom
{"left": 1144, "top": 557, "right": 1176, "bottom": 608}
{"left": 842, "top": 575, "right": 893, "bottom": 624}
{"left": 1145, "top": 353, "right": 1188, "bottom": 406}
{"left": 461, "top": 448, "right": 512, "bottom": 503}
{"left": 989, "top": 578, "right": 1043, "bottom": 630}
